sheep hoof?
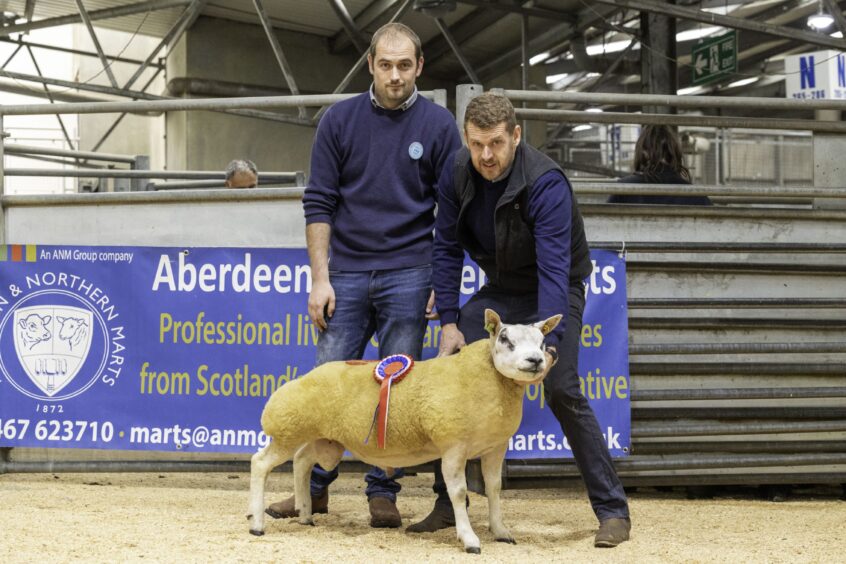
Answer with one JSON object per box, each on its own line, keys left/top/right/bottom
{"left": 249, "top": 529, "right": 265, "bottom": 537}
{"left": 465, "top": 547, "right": 481, "bottom": 554}
{"left": 496, "top": 537, "right": 517, "bottom": 545}
{"left": 299, "top": 518, "right": 315, "bottom": 527}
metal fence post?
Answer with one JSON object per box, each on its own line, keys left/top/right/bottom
{"left": 131, "top": 155, "right": 150, "bottom": 192}
{"left": 455, "top": 84, "right": 483, "bottom": 140}
{"left": 432, "top": 88, "right": 447, "bottom": 109}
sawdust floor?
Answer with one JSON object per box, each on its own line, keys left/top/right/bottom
{"left": 2, "top": 471, "right": 844, "bottom": 563}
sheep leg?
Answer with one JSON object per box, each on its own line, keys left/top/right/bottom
{"left": 480, "top": 443, "right": 514, "bottom": 544}
{"left": 441, "top": 448, "right": 481, "bottom": 554}
{"left": 292, "top": 442, "right": 322, "bottom": 526}
{"left": 313, "top": 438, "right": 345, "bottom": 473}
{"left": 248, "top": 439, "right": 291, "bottom": 536}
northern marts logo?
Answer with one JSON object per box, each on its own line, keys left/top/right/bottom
{"left": 0, "top": 281, "right": 123, "bottom": 402}
{"left": 13, "top": 305, "right": 93, "bottom": 396}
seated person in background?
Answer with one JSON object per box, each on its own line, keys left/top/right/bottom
{"left": 224, "top": 159, "right": 258, "bottom": 189}
{"left": 608, "top": 124, "right": 712, "bottom": 205}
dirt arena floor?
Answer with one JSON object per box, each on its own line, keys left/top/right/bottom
{"left": 2, "top": 471, "right": 844, "bottom": 563}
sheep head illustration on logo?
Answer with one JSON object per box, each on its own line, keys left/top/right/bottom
{"left": 13, "top": 306, "right": 94, "bottom": 397}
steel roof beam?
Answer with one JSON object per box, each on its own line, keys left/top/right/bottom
{"left": 433, "top": 17, "right": 479, "bottom": 84}
{"left": 0, "top": 0, "right": 191, "bottom": 37}
{"left": 123, "top": 0, "right": 206, "bottom": 91}
{"left": 328, "top": 0, "right": 368, "bottom": 54}
{"left": 74, "top": 0, "right": 120, "bottom": 89}
{"left": 474, "top": 5, "right": 621, "bottom": 82}
{"left": 822, "top": 0, "right": 846, "bottom": 34}
{"left": 329, "top": 0, "right": 401, "bottom": 53}
{"left": 25, "top": 46, "right": 77, "bottom": 152}
{"left": 0, "top": 38, "right": 163, "bottom": 68}
{"left": 253, "top": 0, "right": 306, "bottom": 118}
{"left": 24, "top": 0, "right": 36, "bottom": 21}
{"left": 422, "top": 7, "right": 500, "bottom": 65}
{"left": 592, "top": 0, "right": 846, "bottom": 51}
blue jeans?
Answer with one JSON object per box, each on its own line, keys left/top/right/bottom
{"left": 430, "top": 284, "right": 630, "bottom": 521}
{"left": 310, "top": 265, "right": 432, "bottom": 502}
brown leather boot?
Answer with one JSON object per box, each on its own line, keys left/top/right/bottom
{"left": 265, "top": 491, "right": 329, "bottom": 519}
{"left": 368, "top": 496, "right": 402, "bottom": 528}
{"left": 594, "top": 517, "right": 631, "bottom": 548}
{"left": 405, "top": 502, "right": 455, "bottom": 533}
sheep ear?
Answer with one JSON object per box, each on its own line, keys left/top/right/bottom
{"left": 535, "top": 314, "right": 562, "bottom": 335}
{"left": 484, "top": 309, "right": 501, "bottom": 336}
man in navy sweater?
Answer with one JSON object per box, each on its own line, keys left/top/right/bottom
{"left": 265, "top": 23, "right": 462, "bottom": 528}
{"left": 408, "top": 93, "right": 631, "bottom": 547}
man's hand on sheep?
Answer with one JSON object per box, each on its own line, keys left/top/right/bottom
{"left": 438, "top": 323, "right": 466, "bottom": 357}
{"left": 308, "top": 279, "right": 335, "bottom": 331}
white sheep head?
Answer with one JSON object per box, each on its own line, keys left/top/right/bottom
{"left": 484, "top": 309, "right": 562, "bottom": 385}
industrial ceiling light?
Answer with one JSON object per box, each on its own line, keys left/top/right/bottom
{"left": 413, "top": 0, "right": 457, "bottom": 17}
{"left": 807, "top": 1, "right": 834, "bottom": 30}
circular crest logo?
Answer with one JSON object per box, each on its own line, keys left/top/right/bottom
{"left": 0, "top": 288, "right": 115, "bottom": 401}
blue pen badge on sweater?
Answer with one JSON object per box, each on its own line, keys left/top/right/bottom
{"left": 408, "top": 141, "right": 423, "bottom": 160}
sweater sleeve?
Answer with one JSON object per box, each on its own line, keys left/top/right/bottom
{"left": 303, "top": 108, "right": 341, "bottom": 225}
{"left": 527, "top": 170, "right": 574, "bottom": 346}
{"left": 432, "top": 153, "right": 465, "bottom": 326}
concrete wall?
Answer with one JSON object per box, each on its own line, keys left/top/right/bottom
{"left": 166, "top": 17, "right": 356, "bottom": 174}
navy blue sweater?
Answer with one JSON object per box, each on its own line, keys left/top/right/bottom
{"left": 303, "top": 92, "right": 462, "bottom": 270}
{"left": 434, "top": 158, "right": 577, "bottom": 345}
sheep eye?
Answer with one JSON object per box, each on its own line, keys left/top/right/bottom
{"left": 498, "top": 333, "right": 514, "bottom": 350}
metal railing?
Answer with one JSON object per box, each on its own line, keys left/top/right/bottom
{"left": 1, "top": 90, "right": 844, "bottom": 487}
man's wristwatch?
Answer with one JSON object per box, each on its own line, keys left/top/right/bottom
{"left": 545, "top": 345, "right": 559, "bottom": 364}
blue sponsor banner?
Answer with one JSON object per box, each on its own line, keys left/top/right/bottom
{"left": 0, "top": 245, "right": 629, "bottom": 457}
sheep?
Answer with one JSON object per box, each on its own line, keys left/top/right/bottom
{"left": 247, "top": 308, "right": 561, "bottom": 554}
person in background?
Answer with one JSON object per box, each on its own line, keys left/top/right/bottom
{"left": 264, "top": 22, "right": 462, "bottom": 529}
{"left": 608, "top": 124, "right": 712, "bottom": 205}
{"left": 409, "top": 93, "right": 631, "bottom": 548}
{"left": 224, "top": 159, "right": 258, "bottom": 189}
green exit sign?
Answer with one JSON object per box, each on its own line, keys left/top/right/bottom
{"left": 691, "top": 31, "right": 738, "bottom": 85}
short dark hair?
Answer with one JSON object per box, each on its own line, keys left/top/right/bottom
{"left": 464, "top": 93, "right": 517, "bottom": 133}
{"left": 633, "top": 125, "right": 691, "bottom": 182}
{"left": 369, "top": 23, "right": 423, "bottom": 61}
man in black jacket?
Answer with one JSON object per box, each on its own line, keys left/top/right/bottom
{"left": 407, "top": 93, "right": 631, "bottom": 547}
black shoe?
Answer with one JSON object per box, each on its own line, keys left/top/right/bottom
{"left": 406, "top": 502, "right": 455, "bottom": 533}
